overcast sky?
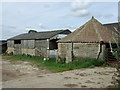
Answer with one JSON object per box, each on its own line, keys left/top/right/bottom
{"left": 1, "top": 1, "right": 118, "bottom": 40}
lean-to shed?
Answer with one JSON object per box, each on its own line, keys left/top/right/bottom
{"left": 57, "top": 17, "right": 119, "bottom": 63}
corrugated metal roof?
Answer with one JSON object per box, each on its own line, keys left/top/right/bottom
{"left": 58, "top": 17, "right": 119, "bottom": 43}
{"left": 8, "top": 30, "right": 71, "bottom": 40}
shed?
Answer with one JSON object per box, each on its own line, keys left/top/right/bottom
{"left": 7, "top": 30, "right": 71, "bottom": 58}
{"left": 57, "top": 17, "right": 119, "bottom": 63}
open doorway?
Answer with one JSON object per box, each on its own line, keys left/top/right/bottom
{"left": 49, "top": 39, "right": 58, "bottom": 50}
{"left": 49, "top": 39, "right": 59, "bottom": 58}
{"left": 105, "top": 43, "right": 117, "bottom": 61}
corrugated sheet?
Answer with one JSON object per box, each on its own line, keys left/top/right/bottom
{"left": 58, "top": 17, "right": 119, "bottom": 43}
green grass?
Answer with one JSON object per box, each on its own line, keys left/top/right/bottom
{"left": 3, "top": 54, "right": 106, "bottom": 72}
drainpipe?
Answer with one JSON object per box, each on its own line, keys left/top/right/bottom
{"left": 97, "top": 41, "right": 103, "bottom": 60}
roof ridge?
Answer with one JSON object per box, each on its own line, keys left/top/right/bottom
{"left": 37, "top": 30, "right": 64, "bottom": 33}
{"left": 92, "top": 18, "right": 103, "bottom": 41}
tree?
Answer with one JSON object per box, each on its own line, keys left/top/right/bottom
{"left": 28, "top": 30, "right": 37, "bottom": 33}
{"left": 110, "top": 24, "right": 120, "bottom": 89}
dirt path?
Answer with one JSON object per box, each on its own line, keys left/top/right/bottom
{"left": 2, "top": 58, "right": 51, "bottom": 82}
{"left": 2, "top": 57, "right": 117, "bottom": 88}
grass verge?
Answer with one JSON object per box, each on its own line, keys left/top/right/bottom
{"left": 3, "top": 54, "right": 107, "bottom": 72}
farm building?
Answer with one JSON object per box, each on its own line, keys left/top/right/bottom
{"left": 7, "top": 30, "right": 71, "bottom": 58}
{"left": 57, "top": 17, "right": 119, "bottom": 63}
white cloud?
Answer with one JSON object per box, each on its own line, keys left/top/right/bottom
{"left": 70, "top": 0, "right": 93, "bottom": 17}
{"left": 71, "top": 0, "right": 92, "bottom": 11}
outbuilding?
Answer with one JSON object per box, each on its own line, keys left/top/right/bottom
{"left": 7, "top": 30, "right": 71, "bottom": 58}
{"left": 57, "top": 17, "right": 119, "bottom": 63}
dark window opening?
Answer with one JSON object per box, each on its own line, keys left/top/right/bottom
{"left": 105, "top": 43, "right": 117, "bottom": 48}
{"left": 49, "top": 39, "right": 58, "bottom": 50}
{"left": 106, "top": 43, "right": 110, "bottom": 48}
{"left": 14, "top": 40, "right": 21, "bottom": 44}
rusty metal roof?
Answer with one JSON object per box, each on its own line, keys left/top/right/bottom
{"left": 58, "top": 17, "right": 119, "bottom": 43}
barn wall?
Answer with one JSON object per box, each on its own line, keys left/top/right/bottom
{"left": 35, "top": 40, "right": 48, "bottom": 57}
{"left": 58, "top": 43, "right": 105, "bottom": 62}
{"left": 14, "top": 44, "right": 22, "bottom": 54}
{"left": 73, "top": 43, "right": 99, "bottom": 59}
{"left": 7, "top": 40, "right": 14, "bottom": 47}
{"left": 21, "top": 40, "right": 35, "bottom": 49}
{"left": 7, "top": 47, "right": 14, "bottom": 54}
{"left": 58, "top": 43, "right": 68, "bottom": 59}
{"left": 7, "top": 40, "right": 36, "bottom": 56}
{"left": 7, "top": 40, "right": 14, "bottom": 54}
{"left": 21, "top": 48, "right": 35, "bottom": 56}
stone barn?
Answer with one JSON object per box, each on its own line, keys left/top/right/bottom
{"left": 57, "top": 17, "right": 119, "bottom": 63}
{"left": 7, "top": 30, "right": 71, "bottom": 58}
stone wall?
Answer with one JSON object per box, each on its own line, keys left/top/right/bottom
{"left": 58, "top": 43, "right": 105, "bottom": 63}
{"left": 7, "top": 47, "right": 35, "bottom": 56}
{"left": 21, "top": 48, "right": 35, "bottom": 56}
{"left": 73, "top": 43, "right": 99, "bottom": 59}
{"left": 7, "top": 40, "right": 35, "bottom": 56}
{"left": 7, "top": 39, "right": 48, "bottom": 57}
{"left": 58, "top": 43, "right": 68, "bottom": 58}
{"left": 7, "top": 47, "right": 14, "bottom": 54}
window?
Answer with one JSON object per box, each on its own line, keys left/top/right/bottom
{"left": 14, "top": 40, "right": 21, "bottom": 44}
